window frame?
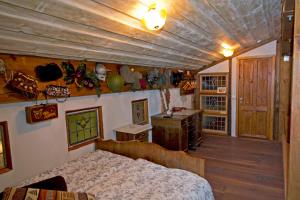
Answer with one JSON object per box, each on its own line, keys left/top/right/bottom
{"left": 0, "top": 121, "right": 13, "bottom": 174}
{"left": 65, "top": 107, "right": 103, "bottom": 151}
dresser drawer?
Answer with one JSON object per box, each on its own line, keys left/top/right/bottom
{"left": 133, "top": 131, "right": 148, "bottom": 142}
{"left": 116, "top": 131, "right": 149, "bottom": 142}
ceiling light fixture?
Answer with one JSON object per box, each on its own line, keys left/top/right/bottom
{"left": 221, "top": 43, "right": 234, "bottom": 57}
{"left": 142, "top": 3, "right": 167, "bottom": 31}
{"left": 222, "top": 49, "right": 234, "bottom": 57}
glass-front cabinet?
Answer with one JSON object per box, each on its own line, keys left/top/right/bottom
{"left": 199, "top": 73, "right": 228, "bottom": 135}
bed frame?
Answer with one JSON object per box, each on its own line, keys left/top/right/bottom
{"left": 96, "top": 139, "right": 205, "bottom": 177}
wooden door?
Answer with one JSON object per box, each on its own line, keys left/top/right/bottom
{"left": 237, "top": 57, "right": 275, "bottom": 139}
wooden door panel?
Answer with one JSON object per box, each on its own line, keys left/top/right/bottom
{"left": 240, "top": 59, "right": 256, "bottom": 106}
{"left": 238, "top": 57, "right": 274, "bottom": 139}
{"left": 239, "top": 110, "right": 254, "bottom": 136}
{"left": 256, "top": 59, "right": 269, "bottom": 106}
{"left": 255, "top": 111, "right": 268, "bottom": 138}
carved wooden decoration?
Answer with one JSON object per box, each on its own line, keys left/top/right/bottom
{"left": 25, "top": 103, "right": 58, "bottom": 123}
{"left": 96, "top": 139, "right": 205, "bottom": 177}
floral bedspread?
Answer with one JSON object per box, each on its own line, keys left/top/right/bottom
{"left": 20, "top": 150, "right": 214, "bottom": 200}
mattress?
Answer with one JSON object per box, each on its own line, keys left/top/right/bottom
{"left": 20, "top": 150, "right": 214, "bottom": 200}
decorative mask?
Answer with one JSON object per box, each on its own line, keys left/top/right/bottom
{"left": 95, "top": 63, "right": 107, "bottom": 81}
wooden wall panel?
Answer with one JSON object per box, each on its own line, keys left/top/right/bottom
{"left": 287, "top": 0, "right": 300, "bottom": 199}
{"left": 279, "top": 60, "right": 292, "bottom": 142}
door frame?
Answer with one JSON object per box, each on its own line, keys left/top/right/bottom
{"left": 236, "top": 55, "right": 276, "bottom": 140}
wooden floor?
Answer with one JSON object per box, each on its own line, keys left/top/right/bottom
{"left": 189, "top": 135, "right": 284, "bottom": 200}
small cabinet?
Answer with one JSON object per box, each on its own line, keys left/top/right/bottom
{"left": 115, "top": 124, "right": 152, "bottom": 142}
{"left": 151, "top": 110, "right": 203, "bottom": 151}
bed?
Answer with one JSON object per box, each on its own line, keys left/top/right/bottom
{"left": 19, "top": 140, "right": 214, "bottom": 200}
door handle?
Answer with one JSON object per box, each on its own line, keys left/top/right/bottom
{"left": 239, "top": 97, "right": 243, "bottom": 101}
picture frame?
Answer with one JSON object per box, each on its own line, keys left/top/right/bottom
{"left": 132, "top": 99, "right": 149, "bottom": 125}
{"left": 217, "top": 87, "right": 227, "bottom": 94}
{"left": 0, "top": 121, "right": 12, "bottom": 174}
{"left": 65, "top": 107, "right": 103, "bottom": 151}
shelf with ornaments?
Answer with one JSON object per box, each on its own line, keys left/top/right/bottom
{"left": 0, "top": 54, "right": 197, "bottom": 104}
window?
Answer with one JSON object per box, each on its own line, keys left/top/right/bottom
{"left": 132, "top": 99, "right": 149, "bottom": 125}
{"left": 66, "top": 107, "right": 103, "bottom": 151}
{"left": 0, "top": 121, "right": 12, "bottom": 174}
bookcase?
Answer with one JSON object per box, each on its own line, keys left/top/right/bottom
{"left": 199, "top": 73, "right": 228, "bottom": 135}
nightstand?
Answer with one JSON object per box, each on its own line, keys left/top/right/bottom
{"left": 115, "top": 124, "right": 152, "bottom": 142}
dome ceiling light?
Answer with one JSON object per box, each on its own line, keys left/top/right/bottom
{"left": 142, "top": 3, "right": 167, "bottom": 31}
{"left": 221, "top": 43, "right": 234, "bottom": 57}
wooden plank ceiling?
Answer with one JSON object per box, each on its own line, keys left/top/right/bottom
{"left": 0, "top": 0, "right": 281, "bottom": 70}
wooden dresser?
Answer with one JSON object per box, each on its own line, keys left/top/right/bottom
{"left": 151, "top": 110, "right": 203, "bottom": 151}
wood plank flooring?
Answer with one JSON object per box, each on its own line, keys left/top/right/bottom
{"left": 189, "top": 135, "right": 284, "bottom": 200}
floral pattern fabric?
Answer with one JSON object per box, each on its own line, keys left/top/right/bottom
{"left": 20, "top": 150, "right": 214, "bottom": 200}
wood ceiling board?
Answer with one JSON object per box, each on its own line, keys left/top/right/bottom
{"left": 188, "top": 0, "right": 254, "bottom": 47}
{"left": 168, "top": 0, "right": 240, "bottom": 44}
{"left": 205, "top": 0, "right": 280, "bottom": 45}
{"left": 98, "top": 0, "right": 225, "bottom": 57}
{"left": 0, "top": 3, "right": 210, "bottom": 66}
{"left": 0, "top": 0, "right": 281, "bottom": 70}
{"left": 0, "top": 49, "right": 177, "bottom": 68}
{"left": 1, "top": 0, "right": 221, "bottom": 61}
{"left": 0, "top": 29, "right": 202, "bottom": 69}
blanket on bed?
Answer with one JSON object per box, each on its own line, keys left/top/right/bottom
{"left": 19, "top": 150, "right": 214, "bottom": 200}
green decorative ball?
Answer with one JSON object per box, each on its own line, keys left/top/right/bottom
{"left": 107, "top": 74, "right": 125, "bottom": 92}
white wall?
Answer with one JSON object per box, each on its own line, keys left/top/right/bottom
{"left": 199, "top": 40, "right": 277, "bottom": 136}
{"left": 199, "top": 60, "right": 229, "bottom": 73}
{"left": 0, "top": 88, "right": 193, "bottom": 190}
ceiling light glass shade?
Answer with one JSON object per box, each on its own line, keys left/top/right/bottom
{"left": 142, "top": 4, "right": 167, "bottom": 31}
{"left": 223, "top": 49, "right": 234, "bottom": 57}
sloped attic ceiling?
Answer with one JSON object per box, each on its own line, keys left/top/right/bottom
{"left": 0, "top": 0, "right": 281, "bottom": 70}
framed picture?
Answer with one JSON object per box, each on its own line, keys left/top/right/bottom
{"left": 132, "top": 99, "right": 149, "bottom": 125}
{"left": 0, "top": 121, "right": 12, "bottom": 174}
{"left": 65, "top": 107, "right": 103, "bottom": 151}
{"left": 217, "top": 87, "right": 227, "bottom": 94}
